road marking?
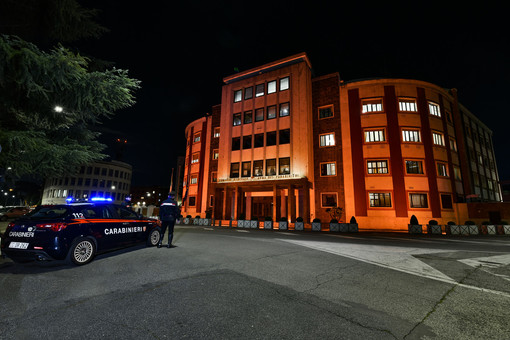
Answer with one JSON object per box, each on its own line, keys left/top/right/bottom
{"left": 236, "top": 230, "right": 250, "bottom": 233}
{"left": 204, "top": 228, "right": 214, "bottom": 231}
{"left": 280, "top": 239, "right": 510, "bottom": 298}
{"left": 459, "top": 254, "right": 510, "bottom": 269}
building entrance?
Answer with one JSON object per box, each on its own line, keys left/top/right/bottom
{"left": 251, "top": 197, "right": 273, "bottom": 220}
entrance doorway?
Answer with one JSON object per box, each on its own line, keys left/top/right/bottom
{"left": 251, "top": 197, "right": 273, "bottom": 221}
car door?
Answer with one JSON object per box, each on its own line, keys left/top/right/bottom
{"left": 109, "top": 205, "right": 143, "bottom": 244}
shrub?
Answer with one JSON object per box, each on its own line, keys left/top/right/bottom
{"left": 501, "top": 221, "right": 509, "bottom": 224}
{"left": 428, "top": 220, "right": 438, "bottom": 225}
{"left": 251, "top": 216, "right": 258, "bottom": 221}
{"left": 296, "top": 217, "right": 304, "bottom": 222}
{"left": 264, "top": 216, "right": 272, "bottom": 221}
{"left": 312, "top": 218, "right": 321, "bottom": 223}
{"left": 195, "top": 215, "right": 200, "bottom": 219}
{"left": 279, "top": 217, "right": 287, "bottom": 222}
{"left": 465, "top": 221, "right": 476, "bottom": 225}
{"left": 330, "top": 219, "right": 338, "bottom": 223}
{"left": 349, "top": 216, "right": 357, "bottom": 224}
{"left": 447, "top": 221, "right": 456, "bottom": 225}
{"left": 410, "top": 215, "right": 419, "bottom": 225}
{"left": 238, "top": 213, "right": 246, "bottom": 220}
{"left": 186, "top": 215, "right": 192, "bottom": 219}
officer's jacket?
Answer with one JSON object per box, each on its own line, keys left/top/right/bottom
{"left": 159, "top": 198, "right": 180, "bottom": 221}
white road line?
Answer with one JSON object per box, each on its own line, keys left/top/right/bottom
{"left": 236, "top": 230, "right": 250, "bottom": 233}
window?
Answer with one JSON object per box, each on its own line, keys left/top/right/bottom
{"left": 432, "top": 132, "right": 444, "bottom": 146}
{"left": 362, "top": 98, "right": 383, "bottom": 113}
{"left": 279, "top": 129, "right": 290, "bottom": 144}
{"left": 232, "top": 137, "right": 240, "bottom": 151}
{"left": 214, "top": 127, "right": 220, "bottom": 138}
{"left": 242, "top": 161, "right": 251, "bottom": 177}
{"left": 279, "top": 102, "right": 290, "bottom": 117}
{"left": 369, "top": 192, "right": 392, "bottom": 207}
{"left": 193, "top": 132, "right": 201, "bottom": 143}
{"left": 267, "top": 80, "right": 276, "bottom": 94}
{"left": 405, "top": 160, "right": 424, "bottom": 174}
{"left": 242, "top": 135, "right": 252, "bottom": 149}
{"left": 321, "top": 193, "right": 337, "bottom": 207}
{"left": 188, "top": 196, "right": 196, "bottom": 207}
{"left": 429, "top": 102, "right": 441, "bottom": 117}
{"left": 437, "top": 162, "right": 448, "bottom": 177}
{"left": 320, "top": 133, "right": 335, "bottom": 147}
{"left": 243, "top": 111, "right": 252, "bottom": 124}
{"left": 254, "top": 133, "right": 264, "bottom": 148}
{"left": 266, "top": 131, "right": 277, "bottom": 146}
{"left": 230, "top": 163, "right": 240, "bottom": 178}
{"left": 364, "top": 129, "right": 385, "bottom": 142}
{"left": 279, "top": 157, "right": 290, "bottom": 175}
{"left": 402, "top": 129, "right": 421, "bottom": 142}
{"left": 255, "top": 83, "right": 265, "bottom": 97}
{"left": 449, "top": 138, "right": 457, "bottom": 151}
{"left": 445, "top": 110, "right": 452, "bottom": 123}
{"left": 212, "top": 149, "right": 219, "bottom": 160}
{"left": 255, "top": 108, "right": 264, "bottom": 121}
{"left": 399, "top": 99, "right": 417, "bottom": 112}
{"left": 244, "top": 87, "right": 253, "bottom": 100}
{"left": 191, "top": 153, "right": 200, "bottom": 164}
{"left": 441, "top": 194, "right": 453, "bottom": 209}
{"left": 267, "top": 105, "right": 277, "bottom": 120}
{"left": 266, "top": 159, "right": 276, "bottom": 176}
{"left": 234, "top": 90, "right": 242, "bottom": 102}
{"left": 367, "top": 160, "right": 388, "bottom": 174}
{"left": 320, "top": 162, "right": 336, "bottom": 176}
{"left": 319, "top": 105, "right": 334, "bottom": 119}
{"left": 190, "top": 174, "right": 198, "bottom": 184}
{"left": 454, "top": 167, "right": 462, "bottom": 180}
{"left": 409, "top": 193, "right": 428, "bottom": 208}
{"left": 233, "top": 113, "right": 242, "bottom": 126}
{"left": 253, "top": 160, "right": 264, "bottom": 176}
{"left": 280, "top": 77, "right": 289, "bottom": 91}
{"left": 211, "top": 172, "right": 217, "bottom": 183}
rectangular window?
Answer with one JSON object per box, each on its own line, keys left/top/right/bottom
{"left": 369, "top": 192, "right": 392, "bottom": 207}
{"left": 233, "top": 113, "right": 242, "bottom": 126}
{"left": 279, "top": 129, "right": 290, "bottom": 144}
{"left": 234, "top": 90, "right": 242, "bottom": 102}
{"left": 362, "top": 98, "right": 383, "bottom": 113}
{"left": 454, "top": 167, "right": 462, "bottom": 181}
{"left": 211, "top": 172, "right": 217, "bottom": 183}
{"left": 242, "top": 161, "right": 251, "bottom": 177}
{"left": 255, "top": 108, "right": 264, "bottom": 122}
{"left": 243, "top": 111, "right": 252, "bottom": 124}
{"left": 437, "top": 162, "right": 448, "bottom": 177}
{"left": 432, "top": 132, "right": 444, "bottom": 146}
{"left": 244, "top": 87, "right": 253, "bottom": 100}
{"left": 280, "top": 77, "right": 289, "bottom": 91}
{"left": 405, "top": 160, "right": 424, "bottom": 174}
{"left": 429, "top": 102, "right": 441, "bottom": 117}
{"left": 212, "top": 149, "right": 219, "bottom": 160}
{"left": 190, "top": 174, "right": 198, "bottom": 184}
{"left": 193, "top": 132, "right": 201, "bottom": 143}
{"left": 266, "top": 159, "right": 276, "bottom": 176}
{"left": 449, "top": 138, "right": 457, "bottom": 151}
{"left": 319, "top": 105, "right": 334, "bottom": 119}
{"left": 279, "top": 102, "right": 290, "bottom": 117}
{"left": 321, "top": 193, "right": 338, "bottom": 208}
{"left": 267, "top": 105, "right": 277, "bottom": 120}
{"left": 367, "top": 160, "right": 389, "bottom": 174}
{"left": 320, "top": 162, "right": 336, "bottom": 176}
{"left": 255, "top": 83, "right": 265, "bottom": 97}
{"left": 253, "top": 160, "right": 264, "bottom": 176}
{"left": 242, "top": 135, "right": 252, "bottom": 149}
{"left": 399, "top": 99, "right": 418, "bottom": 112}
{"left": 232, "top": 137, "right": 240, "bottom": 151}
{"left": 279, "top": 157, "right": 290, "bottom": 175}
{"left": 266, "top": 131, "right": 277, "bottom": 146}
{"left": 214, "top": 127, "right": 220, "bottom": 138}
{"left": 267, "top": 80, "right": 276, "bottom": 94}
{"left": 402, "top": 129, "right": 421, "bottom": 142}
{"left": 364, "top": 129, "right": 385, "bottom": 142}
{"left": 191, "top": 153, "right": 200, "bottom": 164}
{"left": 254, "top": 133, "right": 264, "bottom": 148}
{"left": 320, "top": 133, "right": 335, "bottom": 147}
{"left": 409, "top": 193, "right": 428, "bottom": 208}
{"left": 441, "top": 194, "right": 453, "bottom": 209}
{"left": 188, "top": 196, "right": 196, "bottom": 207}
{"left": 230, "top": 163, "right": 240, "bottom": 178}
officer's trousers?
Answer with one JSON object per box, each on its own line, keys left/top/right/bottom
{"left": 160, "top": 220, "right": 175, "bottom": 245}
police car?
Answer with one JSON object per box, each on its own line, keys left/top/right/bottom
{"left": 0, "top": 198, "right": 161, "bottom": 265}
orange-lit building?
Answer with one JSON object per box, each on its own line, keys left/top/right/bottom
{"left": 181, "top": 53, "right": 505, "bottom": 230}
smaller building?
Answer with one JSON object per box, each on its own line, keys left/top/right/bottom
{"left": 42, "top": 160, "right": 132, "bottom": 205}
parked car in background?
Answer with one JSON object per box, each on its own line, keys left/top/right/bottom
{"left": 0, "top": 207, "right": 30, "bottom": 221}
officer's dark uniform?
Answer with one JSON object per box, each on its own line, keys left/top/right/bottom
{"left": 158, "top": 194, "right": 180, "bottom": 248}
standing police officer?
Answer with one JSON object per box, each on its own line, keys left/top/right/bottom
{"left": 158, "top": 192, "right": 180, "bottom": 248}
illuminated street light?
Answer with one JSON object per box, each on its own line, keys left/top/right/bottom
{"left": 54, "top": 105, "right": 63, "bottom": 113}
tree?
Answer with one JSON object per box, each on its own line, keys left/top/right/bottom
{"left": 0, "top": 1, "right": 140, "bottom": 181}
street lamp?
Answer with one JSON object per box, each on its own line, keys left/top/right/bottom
{"left": 54, "top": 105, "right": 63, "bottom": 113}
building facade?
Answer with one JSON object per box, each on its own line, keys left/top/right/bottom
{"left": 42, "top": 160, "right": 132, "bottom": 205}
{"left": 181, "top": 53, "right": 504, "bottom": 229}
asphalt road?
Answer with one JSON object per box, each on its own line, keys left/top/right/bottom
{"left": 1, "top": 223, "right": 510, "bottom": 339}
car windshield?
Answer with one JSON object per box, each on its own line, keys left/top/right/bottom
{"left": 23, "top": 206, "right": 70, "bottom": 220}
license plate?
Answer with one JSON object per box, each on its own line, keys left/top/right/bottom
{"left": 9, "top": 242, "right": 29, "bottom": 249}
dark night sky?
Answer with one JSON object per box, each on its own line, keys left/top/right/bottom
{"left": 76, "top": 1, "right": 509, "bottom": 187}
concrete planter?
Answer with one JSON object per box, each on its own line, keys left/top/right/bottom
{"left": 338, "top": 223, "right": 349, "bottom": 232}
{"left": 294, "top": 221, "right": 304, "bottom": 231}
{"left": 504, "top": 225, "right": 510, "bottom": 234}
{"left": 249, "top": 220, "right": 258, "bottom": 229}
{"left": 193, "top": 218, "right": 199, "bottom": 225}
{"left": 312, "top": 222, "right": 322, "bottom": 231}
{"left": 278, "top": 221, "right": 288, "bottom": 230}
{"left": 408, "top": 224, "right": 423, "bottom": 234}
{"left": 183, "top": 218, "right": 190, "bottom": 225}
{"left": 348, "top": 223, "right": 358, "bottom": 232}
{"left": 202, "top": 218, "right": 211, "bottom": 226}
{"left": 427, "top": 224, "right": 442, "bottom": 235}
{"left": 237, "top": 220, "right": 246, "bottom": 228}
{"left": 329, "top": 222, "right": 339, "bottom": 232}
{"left": 264, "top": 221, "right": 273, "bottom": 229}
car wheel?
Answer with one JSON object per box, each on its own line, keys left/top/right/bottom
{"left": 147, "top": 227, "right": 161, "bottom": 246}
{"left": 68, "top": 238, "right": 96, "bottom": 265}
